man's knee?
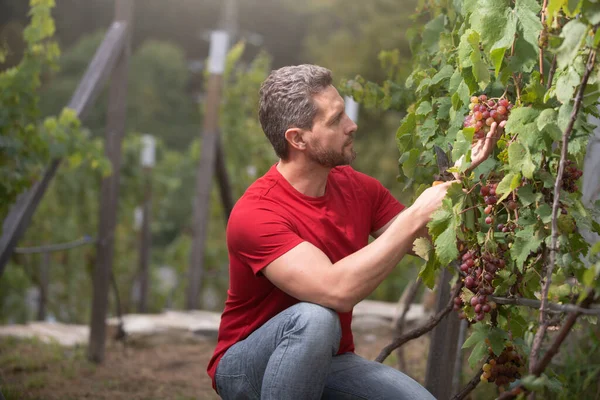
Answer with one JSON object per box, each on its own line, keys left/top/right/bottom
{"left": 286, "top": 302, "right": 341, "bottom": 350}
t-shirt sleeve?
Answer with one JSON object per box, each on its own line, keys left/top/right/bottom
{"left": 226, "top": 204, "right": 304, "bottom": 275}
{"left": 351, "top": 169, "right": 405, "bottom": 232}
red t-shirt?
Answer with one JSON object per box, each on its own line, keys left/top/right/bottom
{"left": 206, "top": 164, "right": 404, "bottom": 389}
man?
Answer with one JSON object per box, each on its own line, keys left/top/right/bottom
{"left": 207, "top": 64, "right": 501, "bottom": 399}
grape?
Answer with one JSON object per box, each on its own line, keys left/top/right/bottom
{"left": 497, "top": 105, "right": 507, "bottom": 115}
{"left": 471, "top": 96, "right": 480, "bottom": 103}
{"left": 485, "top": 216, "right": 493, "bottom": 224}
{"left": 486, "top": 196, "right": 497, "bottom": 205}
{"left": 562, "top": 160, "right": 583, "bottom": 193}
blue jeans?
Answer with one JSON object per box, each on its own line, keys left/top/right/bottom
{"left": 215, "top": 302, "right": 435, "bottom": 399}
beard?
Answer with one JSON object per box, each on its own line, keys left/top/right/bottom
{"left": 307, "top": 138, "right": 357, "bottom": 168}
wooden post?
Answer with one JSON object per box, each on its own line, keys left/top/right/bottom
{"left": 186, "top": 30, "right": 228, "bottom": 309}
{"left": 424, "top": 267, "right": 461, "bottom": 399}
{"left": 37, "top": 252, "right": 50, "bottom": 321}
{"left": 137, "top": 135, "right": 155, "bottom": 313}
{"left": 88, "top": 0, "right": 133, "bottom": 363}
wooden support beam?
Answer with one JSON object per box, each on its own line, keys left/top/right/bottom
{"left": 0, "top": 21, "right": 128, "bottom": 277}
{"left": 424, "top": 268, "right": 461, "bottom": 400}
{"left": 88, "top": 0, "right": 134, "bottom": 364}
{"left": 186, "top": 74, "right": 223, "bottom": 310}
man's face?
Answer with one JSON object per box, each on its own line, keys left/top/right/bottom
{"left": 305, "top": 86, "right": 358, "bottom": 168}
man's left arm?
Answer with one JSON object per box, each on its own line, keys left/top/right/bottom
{"left": 372, "top": 212, "right": 428, "bottom": 258}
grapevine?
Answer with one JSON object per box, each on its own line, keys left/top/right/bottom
{"left": 345, "top": 0, "right": 600, "bottom": 398}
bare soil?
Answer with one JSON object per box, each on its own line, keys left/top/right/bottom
{"left": 0, "top": 324, "right": 430, "bottom": 400}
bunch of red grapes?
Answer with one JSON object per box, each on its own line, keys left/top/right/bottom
{"left": 463, "top": 95, "right": 513, "bottom": 140}
{"left": 562, "top": 160, "right": 583, "bottom": 193}
{"left": 480, "top": 343, "right": 525, "bottom": 387}
{"left": 453, "top": 247, "right": 506, "bottom": 322}
{"left": 480, "top": 180, "right": 518, "bottom": 232}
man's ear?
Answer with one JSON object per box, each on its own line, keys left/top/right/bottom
{"left": 284, "top": 128, "right": 307, "bottom": 151}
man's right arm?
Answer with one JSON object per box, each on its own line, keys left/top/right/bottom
{"left": 262, "top": 181, "right": 453, "bottom": 312}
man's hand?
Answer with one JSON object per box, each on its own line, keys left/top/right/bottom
{"left": 467, "top": 120, "right": 506, "bottom": 172}
{"left": 411, "top": 180, "right": 454, "bottom": 224}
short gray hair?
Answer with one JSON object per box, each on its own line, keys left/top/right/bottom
{"left": 259, "top": 64, "right": 333, "bottom": 159}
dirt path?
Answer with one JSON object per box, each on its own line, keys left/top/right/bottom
{"left": 0, "top": 323, "right": 430, "bottom": 400}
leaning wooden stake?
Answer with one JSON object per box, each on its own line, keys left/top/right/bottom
{"left": 88, "top": 0, "right": 134, "bottom": 363}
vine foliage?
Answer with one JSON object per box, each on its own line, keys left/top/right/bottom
{"left": 0, "top": 0, "right": 107, "bottom": 225}
{"left": 347, "top": 0, "right": 600, "bottom": 397}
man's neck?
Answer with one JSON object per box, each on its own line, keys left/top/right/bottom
{"left": 276, "top": 159, "right": 331, "bottom": 197}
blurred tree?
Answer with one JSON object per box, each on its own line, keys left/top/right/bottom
{"left": 39, "top": 33, "right": 200, "bottom": 150}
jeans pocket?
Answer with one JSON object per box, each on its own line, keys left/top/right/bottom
{"left": 215, "top": 373, "right": 260, "bottom": 400}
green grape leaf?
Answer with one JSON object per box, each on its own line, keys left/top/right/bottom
{"left": 431, "top": 65, "right": 455, "bottom": 85}
{"left": 507, "top": 312, "right": 528, "bottom": 338}
{"left": 422, "top": 15, "right": 447, "bottom": 54}
{"left": 556, "top": 65, "right": 582, "bottom": 104}
{"left": 413, "top": 237, "right": 433, "bottom": 260}
{"left": 471, "top": 0, "right": 512, "bottom": 50}
{"left": 488, "top": 326, "right": 510, "bottom": 356}
{"left": 521, "top": 72, "right": 546, "bottom": 104}
{"left": 537, "top": 109, "right": 563, "bottom": 141}
{"left": 490, "top": 47, "right": 507, "bottom": 77}
{"left": 470, "top": 51, "right": 490, "bottom": 88}
{"left": 517, "top": 185, "right": 542, "bottom": 207}
{"left": 419, "top": 117, "right": 437, "bottom": 142}
{"left": 558, "top": 101, "right": 574, "bottom": 131}
{"left": 537, "top": 203, "right": 553, "bottom": 224}
{"left": 547, "top": 0, "right": 565, "bottom": 27}
{"left": 436, "top": 97, "right": 452, "bottom": 120}
{"left": 416, "top": 101, "right": 433, "bottom": 116}
{"left": 452, "top": 128, "right": 475, "bottom": 163}
{"left": 515, "top": 0, "right": 543, "bottom": 52}
{"left": 496, "top": 172, "right": 522, "bottom": 203}
{"left": 418, "top": 256, "right": 439, "bottom": 290}
{"left": 556, "top": 20, "right": 588, "bottom": 70}
{"left": 434, "top": 219, "right": 459, "bottom": 265}
{"left": 396, "top": 113, "right": 416, "bottom": 140}
{"left": 511, "top": 225, "right": 545, "bottom": 268}
{"left": 508, "top": 142, "right": 536, "bottom": 179}
{"left": 399, "top": 149, "right": 420, "bottom": 179}
{"left": 582, "top": 1, "right": 600, "bottom": 25}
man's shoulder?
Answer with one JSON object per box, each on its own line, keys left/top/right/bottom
{"left": 232, "top": 168, "right": 284, "bottom": 214}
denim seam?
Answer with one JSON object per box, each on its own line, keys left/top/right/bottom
{"left": 263, "top": 330, "right": 293, "bottom": 397}
{"left": 215, "top": 373, "right": 260, "bottom": 398}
